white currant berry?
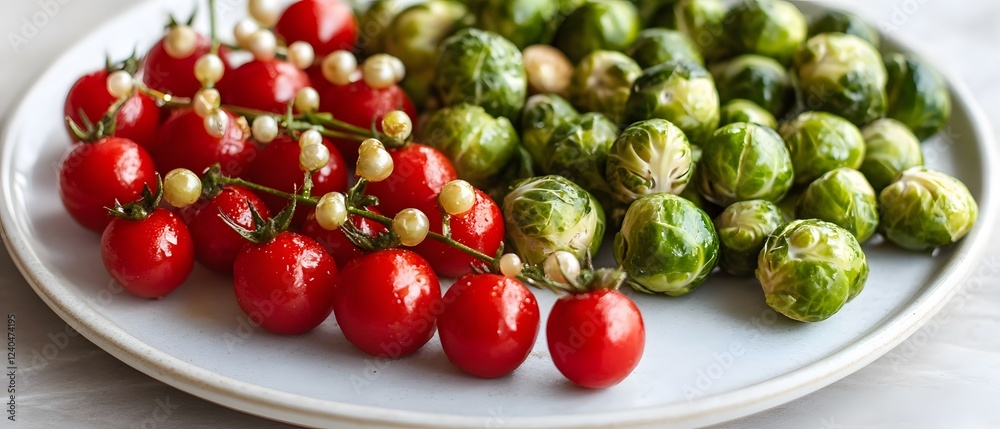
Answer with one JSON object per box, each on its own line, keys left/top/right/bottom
{"left": 359, "top": 137, "right": 384, "bottom": 153}
{"left": 393, "top": 208, "right": 430, "bottom": 247}
{"left": 248, "top": 29, "right": 277, "bottom": 61}
{"left": 203, "top": 109, "right": 229, "bottom": 138}
{"left": 356, "top": 142, "right": 394, "bottom": 182}
{"left": 315, "top": 192, "right": 349, "bottom": 231}
{"left": 293, "top": 87, "right": 320, "bottom": 113}
{"left": 194, "top": 53, "right": 225, "bottom": 86}
{"left": 523, "top": 44, "right": 573, "bottom": 95}
{"left": 164, "top": 25, "right": 198, "bottom": 59}
{"left": 439, "top": 180, "right": 476, "bottom": 215}
{"left": 381, "top": 110, "right": 413, "bottom": 141}
{"left": 287, "top": 41, "right": 315, "bottom": 70}
{"left": 192, "top": 88, "right": 221, "bottom": 118}
{"left": 251, "top": 115, "right": 279, "bottom": 144}
{"left": 233, "top": 19, "right": 260, "bottom": 49}
{"left": 544, "top": 251, "right": 581, "bottom": 285}
{"left": 299, "top": 142, "right": 331, "bottom": 172}
{"left": 248, "top": 0, "right": 281, "bottom": 27}
{"left": 321, "top": 50, "right": 357, "bottom": 86}
{"left": 106, "top": 70, "right": 134, "bottom": 99}
{"left": 163, "top": 168, "right": 202, "bottom": 208}
{"left": 362, "top": 55, "right": 397, "bottom": 89}
{"left": 499, "top": 253, "right": 524, "bottom": 278}
{"left": 298, "top": 129, "right": 323, "bottom": 149}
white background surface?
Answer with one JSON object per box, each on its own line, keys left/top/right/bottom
{"left": 1, "top": 0, "right": 999, "bottom": 428}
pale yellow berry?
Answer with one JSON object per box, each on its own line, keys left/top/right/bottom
{"left": 203, "top": 110, "right": 229, "bottom": 138}
{"left": 299, "top": 143, "right": 331, "bottom": 172}
{"left": 543, "top": 251, "right": 581, "bottom": 285}
{"left": 248, "top": 0, "right": 281, "bottom": 27}
{"left": 356, "top": 143, "right": 394, "bottom": 182}
{"left": 298, "top": 129, "right": 323, "bottom": 149}
{"left": 321, "top": 50, "right": 357, "bottom": 86}
{"left": 499, "top": 253, "right": 523, "bottom": 278}
{"left": 381, "top": 110, "right": 413, "bottom": 141}
{"left": 194, "top": 54, "right": 225, "bottom": 86}
{"left": 164, "top": 25, "right": 197, "bottom": 59}
{"left": 233, "top": 19, "right": 260, "bottom": 49}
{"left": 439, "top": 180, "right": 477, "bottom": 215}
{"left": 192, "top": 88, "right": 221, "bottom": 118}
{"left": 315, "top": 192, "right": 349, "bottom": 230}
{"left": 251, "top": 115, "right": 278, "bottom": 143}
{"left": 105, "top": 70, "right": 134, "bottom": 99}
{"left": 248, "top": 29, "right": 277, "bottom": 61}
{"left": 293, "top": 87, "right": 320, "bottom": 113}
{"left": 362, "top": 56, "right": 397, "bottom": 89}
{"left": 163, "top": 168, "right": 202, "bottom": 208}
{"left": 287, "top": 41, "right": 315, "bottom": 70}
{"left": 523, "top": 44, "right": 573, "bottom": 95}
{"left": 359, "top": 138, "right": 384, "bottom": 153}
{"left": 393, "top": 208, "right": 430, "bottom": 247}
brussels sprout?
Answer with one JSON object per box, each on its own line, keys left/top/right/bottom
{"left": 627, "top": 28, "right": 703, "bottom": 69}
{"left": 714, "top": 200, "right": 784, "bottom": 276}
{"left": 553, "top": 0, "right": 641, "bottom": 64}
{"left": 358, "top": 0, "right": 422, "bottom": 57}
{"left": 567, "top": 51, "right": 642, "bottom": 124}
{"left": 756, "top": 219, "right": 869, "bottom": 322}
{"left": 624, "top": 59, "right": 720, "bottom": 145}
{"left": 605, "top": 119, "right": 694, "bottom": 205}
{"left": 725, "top": 0, "right": 807, "bottom": 65}
{"left": 710, "top": 54, "right": 794, "bottom": 117}
{"left": 668, "top": 0, "right": 730, "bottom": 62}
{"left": 614, "top": 193, "right": 719, "bottom": 296}
{"left": 780, "top": 111, "right": 865, "bottom": 185}
{"left": 698, "top": 122, "right": 794, "bottom": 207}
{"left": 472, "top": 0, "right": 560, "bottom": 49}
{"left": 520, "top": 94, "right": 580, "bottom": 169}
{"left": 884, "top": 53, "right": 953, "bottom": 140}
{"left": 798, "top": 168, "right": 879, "bottom": 243}
{"left": 879, "top": 167, "right": 978, "bottom": 251}
{"left": 793, "top": 33, "right": 887, "bottom": 126}
{"left": 421, "top": 104, "right": 519, "bottom": 186}
{"left": 435, "top": 28, "right": 528, "bottom": 119}
{"left": 544, "top": 113, "right": 621, "bottom": 205}
{"left": 503, "top": 175, "right": 606, "bottom": 264}
{"left": 639, "top": 0, "right": 678, "bottom": 27}
{"left": 807, "top": 9, "right": 879, "bottom": 49}
{"left": 719, "top": 99, "right": 778, "bottom": 129}
{"left": 859, "top": 118, "right": 924, "bottom": 192}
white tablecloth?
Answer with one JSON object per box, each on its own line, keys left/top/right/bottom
{"left": 1, "top": 1, "right": 998, "bottom": 427}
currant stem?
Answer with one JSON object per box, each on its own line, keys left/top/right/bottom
{"left": 208, "top": 0, "right": 219, "bottom": 55}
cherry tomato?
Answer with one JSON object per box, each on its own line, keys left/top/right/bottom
{"left": 334, "top": 249, "right": 441, "bottom": 358}
{"left": 233, "top": 232, "right": 338, "bottom": 335}
{"left": 301, "top": 206, "right": 386, "bottom": 267}
{"left": 220, "top": 59, "right": 310, "bottom": 114}
{"left": 59, "top": 137, "right": 158, "bottom": 232}
{"left": 181, "top": 186, "right": 272, "bottom": 274}
{"left": 414, "top": 189, "right": 504, "bottom": 278}
{"left": 152, "top": 108, "right": 257, "bottom": 178}
{"left": 142, "top": 31, "right": 231, "bottom": 98}
{"left": 318, "top": 80, "right": 417, "bottom": 163}
{"left": 101, "top": 209, "right": 195, "bottom": 299}
{"left": 64, "top": 69, "right": 161, "bottom": 149}
{"left": 546, "top": 289, "right": 645, "bottom": 389}
{"left": 365, "top": 143, "right": 457, "bottom": 217}
{"left": 245, "top": 134, "right": 348, "bottom": 225}
{"left": 438, "top": 274, "right": 539, "bottom": 378}
{"left": 274, "top": 0, "right": 358, "bottom": 58}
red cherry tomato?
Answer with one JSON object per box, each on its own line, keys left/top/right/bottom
{"left": 333, "top": 249, "right": 441, "bottom": 358}
{"left": 365, "top": 143, "right": 457, "bottom": 217}
{"left": 152, "top": 108, "right": 257, "bottom": 178}
{"left": 64, "top": 69, "right": 161, "bottom": 150}
{"left": 220, "top": 59, "right": 310, "bottom": 114}
{"left": 438, "top": 274, "right": 539, "bottom": 378}
{"left": 58, "top": 137, "right": 158, "bottom": 232}
{"left": 301, "top": 207, "right": 386, "bottom": 267}
{"left": 233, "top": 232, "right": 338, "bottom": 335}
{"left": 182, "top": 186, "right": 272, "bottom": 274}
{"left": 142, "top": 31, "right": 231, "bottom": 98}
{"left": 546, "top": 289, "right": 646, "bottom": 389}
{"left": 318, "top": 80, "right": 417, "bottom": 163}
{"left": 414, "top": 189, "right": 504, "bottom": 278}
{"left": 245, "top": 134, "right": 348, "bottom": 225}
{"left": 274, "top": 0, "right": 358, "bottom": 58}
{"left": 101, "top": 209, "right": 195, "bottom": 299}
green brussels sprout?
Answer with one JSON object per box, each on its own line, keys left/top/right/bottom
{"left": 567, "top": 51, "right": 642, "bottom": 124}
{"left": 520, "top": 94, "right": 580, "bottom": 170}
{"left": 807, "top": 10, "right": 879, "bottom": 49}
{"left": 719, "top": 99, "right": 778, "bottom": 129}
{"left": 780, "top": 111, "right": 866, "bottom": 185}
{"left": 435, "top": 28, "right": 528, "bottom": 119}
{"left": 626, "top": 28, "right": 703, "bottom": 69}
{"left": 879, "top": 167, "right": 978, "bottom": 251}
{"left": 605, "top": 119, "right": 694, "bottom": 205}
{"left": 503, "top": 175, "right": 606, "bottom": 264}
{"left": 710, "top": 54, "right": 794, "bottom": 117}
{"left": 421, "top": 104, "right": 519, "bottom": 186}
{"left": 553, "top": 0, "right": 641, "bottom": 64}
{"left": 698, "top": 122, "right": 794, "bottom": 207}
{"left": 624, "top": 59, "right": 720, "bottom": 145}
{"left": 793, "top": 33, "right": 887, "bottom": 126}
{"left": 798, "top": 168, "right": 879, "bottom": 243}
{"left": 358, "top": 0, "right": 421, "bottom": 57}
{"left": 714, "top": 200, "right": 784, "bottom": 276}
{"left": 472, "top": 0, "right": 560, "bottom": 49}
{"left": 859, "top": 118, "right": 924, "bottom": 192}
{"left": 724, "top": 0, "right": 807, "bottom": 65}
{"left": 544, "top": 113, "right": 621, "bottom": 205}
{"left": 756, "top": 219, "right": 869, "bottom": 322}
{"left": 614, "top": 193, "right": 719, "bottom": 296}
{"left": 639, "top": 0, "right": 677, "bottom": 27}
{"left": 884, "top": 53, "right": 953, "bottom": 140}
{"left": 668, "top": 0, "right": 730, "bottom": 62}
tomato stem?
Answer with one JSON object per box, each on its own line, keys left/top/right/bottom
{"left": 208, "top": 0, "right": 219, "bottom": 55}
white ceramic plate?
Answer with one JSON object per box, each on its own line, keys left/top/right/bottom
{"left": 1, "top": 1, "right": 997, "bottom": 428}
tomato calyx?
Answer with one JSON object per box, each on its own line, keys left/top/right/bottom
{"left": 521, "top": 253, "right": 628, "bottom": 296}
{"left": 220, "top": 197, "right": 297, "bottom": 245}
{"left": 106, "top": 174, "right": 163, "bottom": 222}
{"left": 165, "top": 9, "right": 197, "bottom": 31}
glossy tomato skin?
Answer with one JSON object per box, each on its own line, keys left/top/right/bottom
{"left": 274, "top": 0, "right": 358, "bottom": 58}
{"left": 220, "top": 59, "right": 310, "bottom": 114}
{"left": 142, "top": 32, "right": 231, "bottom": 98}
{"left": 101, "top": 209, "right": 195, "bottom": 299}
{"left": 365, "top": 143, "right": 457, "bottom": 217}
{"left": 64, "top": 69, "right": 161, "bottom": 149}
{"left": 334, "top": 249, "right": 441, "bottom": 358}
{"left": 414, "top": 190, "right": 504, "bottom": 278}
{"left": 152, "top": 108, "right": 257, "bottom": 178}
{"left": 245, "top": 135, "right": 348, "bottom": 225}
{"left": 438, "top": 274, "right": 539, "bottom": 378}
{"left": 233, "top": 232, "right": 338, "bottom": 335}
{"left": 318, "top": 80, "right": 417, "bottom": 163}
{"left": 547, "top": 289, "right": 646, "bottom": 389}
{"left": 182, "top": 186, "right": 272, "bottom": 274}
{"left": 59, "top": 137, "right": 158, "bottom": 232}
{"left": 301, "top": 207, "right": 386, "bottom": 267}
